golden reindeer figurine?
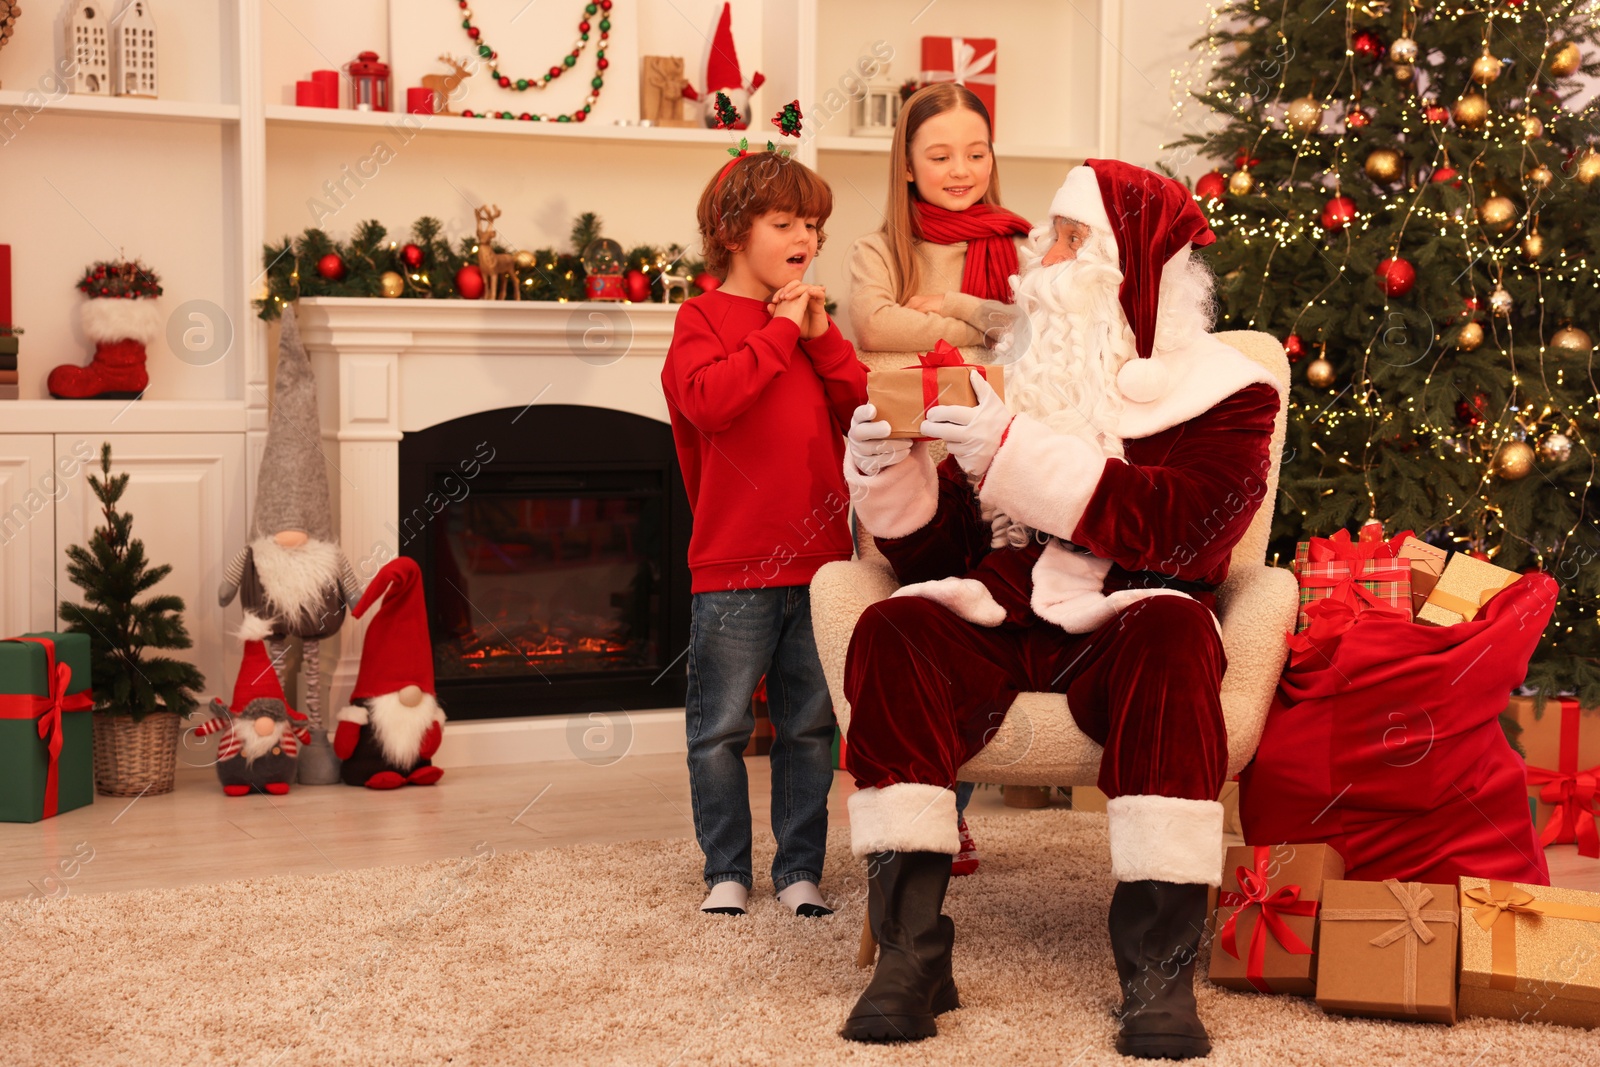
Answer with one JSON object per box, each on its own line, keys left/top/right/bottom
{"left": 473, "top": 205, "right": 521, "bottom": 301}
{"left": 421, "top": 55, "right": 474, "bottom": 116}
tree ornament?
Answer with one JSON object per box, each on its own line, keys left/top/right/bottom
{"left": 1283, "top": 333, "right": 1305, "bottom": 361}
{"left": 623, "top": 269, "right": 651, "bottom": 303}
{"left": 1495, "top": 440, "right": 1535, "bottom": 480}
{"left": 1489, "top": 286, "right": 1514, "bottom": 316}
{"left": 1321, "top": 195, "right": 1358, "bottom": 232}
{"left": 1365, "top": 148, "right": 1402, "bottom": 182}
{"left": 1430, "top": 165, "right": 1461, "bottom": 185}
{"left": 1457, "top": 392, "right": 1490, "bottom": 426}
{"left": 1456, "top": 321, "right": 1485, "bottom": 351}
{"left": 1423, "top": 102, "right": 1450, "bottom": 125}
{"left": 1346, "top": 107, "right": 1371, "bottom": 129}
{"left": 1305, "top": 357, "right": 1336, "bottom": 387}
{"left": 1539, "top": 432, "right": 1573, "bottom": 464}
{"left": 1521, "top": 231, "right": 1544, "bottom": 260}
{"left": 1479, "top": 196, "right": 1517, "bottom": 231}
{"left": 1393, "top": 63, "right": 1415, "bottom": 84}
{"left": 316, "top": 253, "right": 346, "bottom": 281}
{"left": 1194, "top": 171, "right": 1227, "bottom": 199}
{"left": 1471, "top": 53, "right": 1504, "bottom": 84}
{"left": 1389, "top": 36, "right": 1419, "bottom": 64}
{"left": 1528, "top": 164, "right": 1554, "bottom": 188}
{"left": 1286, "top": 95, "right": 1324, "bottom": 134}
{"left": 400, "top": 243, "right": 424, "bottom": 269}
{"left": 379, "top": 271, "right": 405, "bottom": 298}
{"left": 1453, "top": 94, "right": 1488, "bottom": 128}
{"left": 1521, "top": 115, "right": 1544, "bottom": 140}
{"left": 1575, "top": 149, "right": 1600, "bottom": 185}
{"left": 1551, "top": 325, "right": 1594, "bottom": 355}
{"left": 1375, "top": 255, "right": 1416, "bottom": 296}
{"left": 1227, "top": 168, "right": 1256, "bottom": 195}
{"left": 455, "top": 264, "right": 485, "bottom": 300}
{"left": 514, "top": 249, "right": 537, "bottom": 269}
{"left": 1352, "top": 30, "right": 1383, "bottom": 58}
{"left": 1548, "top": 42, "right": 1582, "bottom": 78}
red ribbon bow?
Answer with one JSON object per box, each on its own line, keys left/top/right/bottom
{"left": 910, "top": 341, "right": 991, "bottom": 418}
{"left": 1307, "top": 523, "right": 1415, "bottom": 563}
{"left": 1525, "top": 699, "right": 1600, "bottom": 858}
{"left": 0, "top": 636, "right": 91, "bottom": 818}
{"left": 1217, "top": 845, "right": 1319, "bottom": 992}
{"left": 1285, "top": 597, "right": 1358, "bottom": 668}
{"left": 1297, "top": 560, "right": 1411, "bottom": 616}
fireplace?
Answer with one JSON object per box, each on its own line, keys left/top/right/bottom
{"left": 399, "top": 404, "right": 691, "bottom": 720}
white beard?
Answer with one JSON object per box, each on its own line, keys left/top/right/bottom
{"left": 234, "top": 719, "right": 287, "bottom": 762}
{"left": 251, "top": 536, "right": 342, "bottom": 628}
{"left": 367, "top": 690, "right": 446, "bottom": 769}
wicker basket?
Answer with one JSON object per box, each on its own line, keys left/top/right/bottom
{"left": 92, "top": 710, "right": 181, "bottom": 797}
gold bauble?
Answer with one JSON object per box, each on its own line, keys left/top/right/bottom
{"left": 1551, "top": 325, "right": 1594, "bottom": 355}
{"left": 1393, "top": 63, "right": 1416, "bottom": 84}
{"left": 1548, "top": 42, "right": 1582, "bottom": 78}
{"left": 1456, "top": 321, "right": 1485, "bottom": 351}
{"left": 1286, "top": 95, "right": 1324, "bottom": 134}
{"left": 1521, "top": 232, "right": 1545, "bottom": 260}
{"left": 1521, "top": 116, "right": 1544, "bottom": 140}
{"left": 1365, "top": 148, "right": 1403, "bottom": 182}
{"left": 1528, "top": 165, "right": 1554, "bottom": 188}
{"left": 1228, "top": 168, "right": 1256, "bottom": 195}
{"left": 1489, "top": 286, "right": 1515, "bottom": 317}
{"left": 514, "top": 249, "right": 537, "bottom": 269}
{"left": 1539, "top": 432, "right": 1573, "bottom": 464}
{"left": 1577, "top": 150, "right": 1600, "bottom": 186}
{"left": 1479, "top": 195, "right": 1517, "bottom": 231}
{"left": 1389, "top": 36, "right": 1419, "bottom": 64}
{"left": 1471, "top": 53, "right": 1504, "bottom": 84}
{"left": 1495, "top": 440, "right": 1535, "bottom": 480}
{"left": 1453, "top": 94, "right": 1489, "bottom": 128}
{"left": 379, "top": 271, "right": 405, "bottom": 298}
{"left": 1306, "top": 357, "right": 1336, "bottom": 388}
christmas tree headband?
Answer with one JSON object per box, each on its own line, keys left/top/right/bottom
{"left": 710, "top": 95, "right": 804, "bottom": 221}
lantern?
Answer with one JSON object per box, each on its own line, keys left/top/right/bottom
{"left": 346, "top": 51, "right": 391, "bottom": 112}
{"left": 852, "top": 67, "right": 903, "bottom": 137}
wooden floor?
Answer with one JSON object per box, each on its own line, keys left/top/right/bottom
{"left": 3, "top": 755, "right": 1596, "bottom": 901}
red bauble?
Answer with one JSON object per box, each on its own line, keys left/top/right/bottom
{"left": 1195, "top": 171, "right": 1227, "bottom": 200}
{"left": 693, "top": 272, "right": 721, "bottom": 293}
{"left": 400, "top": 243, "right": 424, "bottom": 269}
{"left": 455, "top": 264, "right": 485, "bottom": 300}
{"left": 1375, "top": 256, "right": 1416, "bottom": 297}
{"left": 1233, "top": 147, "right": 1261, "bottom": 169}
{"left": 1284, "top": 333, "right": 1305, "bottom": 361}
{"left": 1468, "top": 550, "right": 1492, "bottom": 561}
{"left": 1464, "top": 296, "right": 1481, "bottom": 313}
{"left": 1423, "top": 104, "right": 1450, "bottom": 125}
{"left": 624, "top": 269, "right": 651, "bottom": 303}
{"left": 1430, "top": 166, "right": 1460, "bottom": 185}
{"left": 316, "top": 253, "right": 346, "bottom": 281}
{"left": 1321, "top": 195, "right": 1358, "bottom": 232}
{"left": 1457, "top": 392, "right": 1491, "bottom": 426}
{"left": 1351, "top": 30, "right": 1383, "bottom": 58}
{"left": 1346, "top": 109, "right": 1371, "bottom": 129}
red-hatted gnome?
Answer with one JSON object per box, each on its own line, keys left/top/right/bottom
{"left": 681, "top": 2, "right": 763, "bottom": 129}
{"left": 838, "top": 160, "right": 1284, "bottom": 1058}
{"left": 195, "top": 614, "right": 313, "bottom": 796}
{"left": 334, "top": 557, "right": 446, "bottom": 789}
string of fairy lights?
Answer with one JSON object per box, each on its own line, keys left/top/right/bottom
{"left": 1168, "top": 0, "right": 1600, "bottom": 638}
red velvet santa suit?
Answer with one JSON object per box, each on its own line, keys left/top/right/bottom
{"left": 842, "top": 161, "right": 1284, "bottom": 888}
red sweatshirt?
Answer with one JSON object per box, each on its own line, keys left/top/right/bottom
{"left": 662, "top": 290, "right": 869, "bottom": 593}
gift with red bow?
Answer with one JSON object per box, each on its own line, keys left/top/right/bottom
{"left": 919, "top": 36, "right": 998, "bottom": 132}
{"left": 0, "top": 633, "right": 95, "bottom": 822}
{"left": 1507, "top": 695, "right": 1600, "bottom": 859}
{"left": 1290, "top": 521, "right": 1415, "bottom": 632}
{"left": 865, "top": 340, "right": 1006, "bottom": 440}
{"left": 1209, "top": 842, "right": 1344, "bottom": 995}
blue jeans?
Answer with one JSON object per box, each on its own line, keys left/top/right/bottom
{"left": 686, "top": 586, "right": 835, "bottom": 892}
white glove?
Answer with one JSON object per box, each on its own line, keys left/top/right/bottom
{"left": 847, "top": 403, "right": 911, "bottom": 476}
{"left": 921, "top": 371, "right": 1011, "bottom": 479}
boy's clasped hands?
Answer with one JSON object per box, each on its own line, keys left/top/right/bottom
{"left": 767, "top": 280, "right": 831, "bottom": 340}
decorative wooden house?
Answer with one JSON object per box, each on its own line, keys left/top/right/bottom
{"left": 113, "top": 0, "right": 158, "bottom": 98}
{"left": 64, "top": 0, "right": 113, "bottom": 95}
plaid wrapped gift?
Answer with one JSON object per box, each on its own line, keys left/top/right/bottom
{"left": 1291, "top": 523, "right": 1413, "bottom": 632}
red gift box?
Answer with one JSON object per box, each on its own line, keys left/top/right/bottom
{"left": 920, "top": 36, "right": 997, "bottom": 133}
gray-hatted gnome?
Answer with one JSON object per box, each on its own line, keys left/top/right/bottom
{"left": 194, "top": 615, "right": 313, "bottom": 796}
{"left": 218, "top": 304, "right": 362, "bottom": 785}
{"left": 334, "top": 557, "right": 445, "bottom": 789}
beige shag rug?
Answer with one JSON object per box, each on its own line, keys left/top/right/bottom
{"left": 2, "top": 810, "right": 1594, "bottom": 1066}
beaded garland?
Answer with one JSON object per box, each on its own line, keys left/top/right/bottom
{"left": 454, "top": 0, "right": 614, "bottom": 123}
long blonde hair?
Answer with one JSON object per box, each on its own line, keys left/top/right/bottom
{"left": 882, "top": 84, "right": 1006, "bottom": 304}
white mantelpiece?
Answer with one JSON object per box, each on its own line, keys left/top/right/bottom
{"left": 293, "top": 297, "right": 679, "bottom": 738}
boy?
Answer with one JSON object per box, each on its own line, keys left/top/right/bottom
{"left": 661, "top": 150, "right": 867, "bottom": 917}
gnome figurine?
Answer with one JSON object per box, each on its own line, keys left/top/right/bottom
{"left": 194, "top": 615, "right": 313, "bottom": 796}
{"left": 219, "top": 304, "right": 362, "bottom": 785}
{"left": 335, "top": 557, "right": 446, "bottom": 789}
{"left": 681, "top": 2, "right": 764, "bottom": 129}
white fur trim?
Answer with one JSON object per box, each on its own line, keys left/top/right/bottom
{"left": 1117, "top": 357, "right": 1169, "bottom": 403}
{"left": 250, "top": 537, "right": 344, "bottom": 630}
{"left": 80, "top": 298, "right": 161, "bottom": 345}
{"left": 366, "top": 690, "right": 445, "bottom": 769}
{"left": 892, "top": 577, "right": 1005, "bottom": 627}
{"left": 1050, "top": 165, "right": 1113, "bottom": 233}
{"left": 1107, "top": 795, "right": 1224, "bottom": 886}
{"left": 978, "top": 413, "right": 1105, "bottom": 541}
{"left": 1115, "top": 334, "right": 1282, "bottom": 442}
{"left": 1027, "top": 543, "right": 1209, "bottom": 634}
{"left": 236, "top": 613, "right": 274, "bottom": 643}
{"left": 336, "top": 704, "right": 369, "bottom": 726}
{"left": 848, "top": 783, "right": 960, "bottom": 858}
{"left": 845, "top": 443, "right": 938, "bottom": 540}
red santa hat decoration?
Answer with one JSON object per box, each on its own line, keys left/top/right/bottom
{"left": 1048, "top": 159, "right": 1217, "bottom": 404}
{"left": 348, "top": 556, "right": 433, "bottom": 702}
{"left": 682, "top": 2, "right": 764, "bottom": 129}
{"left": 229, "top": 614, "right": 307, "bottom": 720}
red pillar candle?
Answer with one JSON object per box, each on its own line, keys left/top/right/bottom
{"left": 406, "top": 87, "right": 435, "bottom": 115}
{"left": 0, "top": 244, "right": 12, "bottom": 328}
{"left": 295, "top": 80, "right": 321, "bottom": 106}
{"left": 311, "top": 70, "right": 340, "bottom": 108}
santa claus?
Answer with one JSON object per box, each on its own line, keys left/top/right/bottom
{"left": 837, "top": 160, "right": 1283, "bottom": 1058}
{"left": 335, "top": 557, "right": 446, "bottom": 789}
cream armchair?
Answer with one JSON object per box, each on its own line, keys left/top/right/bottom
{"left": 810, "top": 331, "right": 1298, "bottom": 786}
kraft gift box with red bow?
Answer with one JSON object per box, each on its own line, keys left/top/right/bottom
{"left": 0, "top": 633, "right": 95, "bottom": 822}
{"left": 1506, "top": 695, "right": 1600, "bottom": 858}
{"left": 865, "top": 340, "right": 1006, "bottom": 440}
{"left": 1209, "top": 842, "right": 1344, "bottom": 995}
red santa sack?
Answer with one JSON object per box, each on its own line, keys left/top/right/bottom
{"left": 1239, "top": 571, "right": 1556, "bottom": 885}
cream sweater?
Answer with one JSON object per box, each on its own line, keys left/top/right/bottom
{"left": 846, "top": 231, "right": 1012, "bottom": 371}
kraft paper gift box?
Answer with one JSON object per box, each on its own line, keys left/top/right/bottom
{"left": 0, "top": 634, "right": 95, "bottom": 823}
{"left": 1416, "top": 552, "right": 1519, "bottom": 626}
{"left": 1458, "top": 877, "right": 1600, "bottom": 1029}
{"left": 1314, "top": 878, "right": 1459, "bottom": 1024}
{"left": 865, "top": 341, "right": 1005, "bottom": 440}
{"left": 1507, "top": 695, "right": 1600, "bottom": 857}
{"left": 1398, "top": 536, "right": 1448, "bottom": 617}
{"left": 1209, "top": 842, "right": 1344, "bottom": 995}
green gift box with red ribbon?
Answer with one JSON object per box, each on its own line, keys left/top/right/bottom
{"left": 0, "top": 633, "right": 94, "bottom": 822}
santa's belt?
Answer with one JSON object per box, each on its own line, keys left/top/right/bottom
{"left": 1111, "top": 569, "right": 1218, "bottom": 596}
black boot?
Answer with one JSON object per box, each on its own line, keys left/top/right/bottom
{"left": 840, "top": 851, "right": 960, "bottom": 1042}
{"left": 1109, "top": 880, "right": 1212, "bottom": 1060}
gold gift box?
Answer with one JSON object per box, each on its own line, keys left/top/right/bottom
{"left": 1416, "top": 552, "right": 1518, "bottom": 626}
{"left": 1398, "top": 536, "right": 1448, "bottom": 617}
{"left": 1458, "top": 877, "right": 1600, "bottom": 1029}
{"left": 866, "top": 364, "right": 1006, "bottom": 440}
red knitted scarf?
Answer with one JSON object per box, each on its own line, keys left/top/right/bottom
{"left": 912, "top": 200, "right": 1032, "bottom": 303}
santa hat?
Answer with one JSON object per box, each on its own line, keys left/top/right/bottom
{"left": 253, "top": 304, "right": 335, "bottom": 541}
{"left": 349, "top": 557, "right": 435, "bottom": 701}
{"left": 1048, "top": 160, "right": 1217, "bottom": 403}
{"left": 701, "top": 2, "right": 763, "bottom": 95}
{"left": 227, "top": 614, "right": 305, "bottom": 719}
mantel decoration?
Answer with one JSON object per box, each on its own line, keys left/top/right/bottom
{"left": 48, "top": 257, "right": 161, "bottom": 400}
{"left": 453, "top": 0, "right": 613, "bottom": 123}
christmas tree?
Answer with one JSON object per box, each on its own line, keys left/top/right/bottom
{"left": 60, "top": 444, "right": 205, "bottom": 720}
{"left": 1175, "top": 0, "right": 1600, "bottom": 702}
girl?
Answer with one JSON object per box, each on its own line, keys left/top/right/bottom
{"left": 845, "top": 84, "right": 1032, "bottom": 876}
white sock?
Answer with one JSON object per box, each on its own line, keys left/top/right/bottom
{"left": 776, "top": 880, "right": 831, "bottom": 916}
{"left": 701, "top": 881, "right": 749, "bottom": 915}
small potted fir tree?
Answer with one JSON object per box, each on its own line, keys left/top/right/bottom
{"left": 60, "top": 444, "right": 205, "bottom": 796}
